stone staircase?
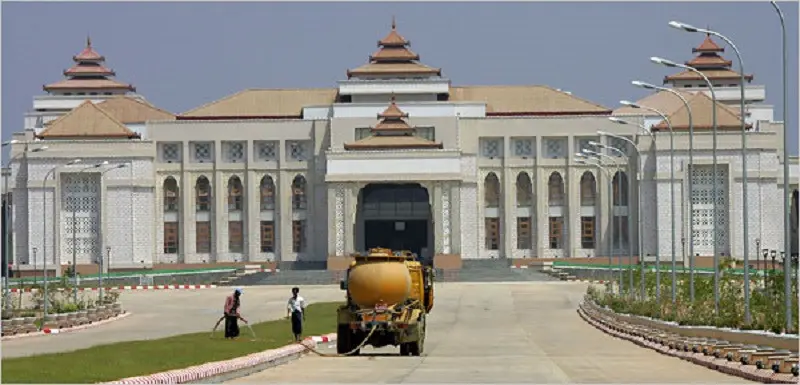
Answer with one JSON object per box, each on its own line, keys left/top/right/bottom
{"left": 224, "top": 259, "right": 559, "bottom": 286}
{"left": 251, "top": 269, "right": 345, "bottom": 286}
{"left": 438, "top": 259, "right": 558, "bottom": 282}
{"left": 216, "top": 265, "right": 274, "bottom": 286}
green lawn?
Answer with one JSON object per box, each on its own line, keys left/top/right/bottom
{"left": 1, "top": 302, "right": 342, "bottom": 384}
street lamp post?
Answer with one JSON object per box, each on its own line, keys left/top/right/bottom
{"left": 603, "top": 121, "right": 654, "bottom": 301}
{"left": 651, "top": 56, "right": 721, "bottom": 317}
{"left": 1, "top": 140, "right": 48, "bottom": 310}
{"left": 620, "top": 101, "right": 678, "bottom": 310}
{"left": 576, "top": 155, "right": 615, "bottom": 293}
{"left": 631, "top": 81, "right": 698, "bottom": 304}
{"left": 669, "top": 19, "right": 755, "bottom": 327}
{"left": 770, "top": 0, "right": 792, "bottom": 334}
{"left": 71, "top": 161, "right": 108, "bottom": 303}
{"left": 42, "top": 159, "right": 82, "bottom": 325}
{"left": 97, "top": 164, "right": 126, "bottom": 301}
{"left": 590, "top": 140, "right": 635, "bottom": 296}
{"left": 581, "top": 149, "right": 624, "bottom": 293}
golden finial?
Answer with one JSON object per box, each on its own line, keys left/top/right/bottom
{"left": 391, "top": 15, "right": 396, "bottom": 30}
{"left": 87, "top": 35, "right": 92, "bottom": 47}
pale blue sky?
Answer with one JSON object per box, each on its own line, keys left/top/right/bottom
{"left": 2, "top": 1, "right": 798, "bottom": 160}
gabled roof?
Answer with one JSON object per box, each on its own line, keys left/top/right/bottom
{"left": 37, "top": 100, "right": 140, "bottom": 139}
{"left": 450, "top": 85, "right": 611, "bottom": 115}
{"left": 653, "top": 92, "right": 750, "bottom": 131}
{"left": 179, "top": 88, "right": 338, "bottom": 118}
{"left": 96, "top": 96, "right": 175, "bottom": 124}
{"left": 612, "top": 89, "right": 695, "bottom": 116}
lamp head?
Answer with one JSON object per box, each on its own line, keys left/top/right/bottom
{"left": 669, "top": 20, "right": 699, "bottom": 33}
{"left": 607, "top": 117, "right": 628, "bottom": 126}
{"left": 651, "top": 56, "right": 678, "bottom": 68}
{"left": 93, "top": 161, "right": 110, "bottom": 168}
{"left": 67, "top": 159, "right": 82, "bottom": 165}
{"left": 588, "top": 141, "right": 603, "bottom": 148}
{"left": 631, "top": 80, "right": 656, "bottom": 90}
{"left": 115, "top": 164, "right": 127, "bottom": 169}
{"left": 31, "top": 146, "right": 49, "bottom": 152}
{"left": 1, "top": 140, "right": 20, "bottom": 147}
{"left": 574, "top": 152, "right": 587, "bottom": 158}
{"left": 620, "top": 100, "right": 640, "bottom": 109}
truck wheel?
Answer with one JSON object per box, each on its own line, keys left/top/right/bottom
{"left": 336, "top": 325, "right": 350, "bottom": 354}
{"left": 400, "top": 343, "right": 410, "bottom": 356}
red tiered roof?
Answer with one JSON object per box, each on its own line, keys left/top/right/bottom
{"left": 664, "top": 33, "right": 753, "bottom": 84}
{"left": 44, "top": 36, "right": 135, "bottom": 93}
{"left": 347, "top": 17, "right": 442, "bottom": 78}
{"left": 344, "top": 95, "right": 443, "bottom": 150}
{"left": 692, "top": 34, "right": 724, "bottom": 53}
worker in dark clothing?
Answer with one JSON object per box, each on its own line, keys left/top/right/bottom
{"left": 286, "top": 287, "right": 306, "bottom": 342}
{"left": 223, "top": 288, "right": 247, "bottom": 339}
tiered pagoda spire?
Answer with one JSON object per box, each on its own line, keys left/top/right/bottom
{"left": 43, "top": 36, "right": 136, "bottom": 94}
{"left": 664, "top": 33, "right": 753, "bottom": 85}
{"left": 347, "top": 18, "right": 442, "bottom": 79}
{"left": 344, "top": 95, "right": 442, "bottom": 150}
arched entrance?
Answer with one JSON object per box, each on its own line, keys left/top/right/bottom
{"left": 356, "top": 183, "right": 432, "bottom": 258}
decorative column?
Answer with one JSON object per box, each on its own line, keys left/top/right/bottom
{"left": 441, "top": 182, "right": 452, "bottom": 254}
{"left": 334, "top": 184, "right": 346, "bottom": 256}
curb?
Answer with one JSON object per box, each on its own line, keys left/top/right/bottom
{"left": 107, "top": 333, "right": 337, "bottom": 384}
{"left": 578, "top": 302, "right": 798, "bottom": 384}
{"left": 1, "top": 311, "right": 132, "bottom": 341}
{"left": 10, "top": 285, "right": 218, "bottom": 293}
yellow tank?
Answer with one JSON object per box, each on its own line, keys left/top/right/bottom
{"left": 347, "top": 260, "right": 412, "bottom": 309}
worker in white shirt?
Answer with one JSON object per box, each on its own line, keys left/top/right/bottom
{"left": 287, "top": 287, "right": 306, "bottom": 342}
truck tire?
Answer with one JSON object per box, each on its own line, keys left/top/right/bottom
{"left": 400, "top": 343, "right": 410, "bottom": 356}
{"left": 336, "top": 325, "right": 350, "bottom": 354}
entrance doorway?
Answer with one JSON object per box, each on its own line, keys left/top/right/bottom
{"left": 357, "top": 183, "right": 432, "bottom": 259}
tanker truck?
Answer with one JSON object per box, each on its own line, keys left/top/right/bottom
{"left": 336, "top": 248, "right": 434, "bottom": 356}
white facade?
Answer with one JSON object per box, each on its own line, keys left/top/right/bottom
{"left": 5, "top": 29, "right": 799, "bottom": 272}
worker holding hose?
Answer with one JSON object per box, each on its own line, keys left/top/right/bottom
{"left": 223, "top": 288, "right": 247, "bottom": 339}
{"left": 287, "top": 287, "right": 306, "bottom": 342}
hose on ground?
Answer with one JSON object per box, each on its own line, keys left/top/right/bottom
{"left": 297, "top": 323, "right": 378, "bottom": 357}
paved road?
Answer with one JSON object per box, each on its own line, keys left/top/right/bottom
{"left": 2, "top": 285, "right": 346, "bottom": 359}
{"left": 229, "top": 282, "right": 752, "bottom": 384}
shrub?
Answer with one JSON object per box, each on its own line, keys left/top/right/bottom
{"left": 586, "top": 264, "right": 799, "bottom": 334}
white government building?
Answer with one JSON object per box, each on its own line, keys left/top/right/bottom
{"left": 4, "top": 24, "right": 798, "bottom": 273}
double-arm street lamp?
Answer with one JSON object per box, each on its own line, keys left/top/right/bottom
{"left": 770, "top": 0, "right": 792, "bottom": 334}
{"left": 42, "top": 158, "right": 82, "bottom": 324}
{"left": 620, "top": 101, "right": 678, "bottom": 310}
{"left": 70, "top": 161, "right": 109, "bottom": 303}
{"left": 668, "top": 19, "right": 756, "bottom": 328}
{"left": 630, "top": 80, "right": 700, "bottom": 305}
{"left": 602, "top": 122, "right": 654, "bottom": 301}
{"left": 575, "top": 154, "right": 615, "bottom": 293}
{"left": 97, "top": 163, "right": 127, "bottom": 302}
{"left": 651, "top": 56, "right": 722, "bottom": 317}
{"left": 580, "top": 149, "right": 625, "bottom": 293}
{"left": 1, "top": 140, "right": 48, "bottom": 310}
{"left": 589, "top": 139, "right": 634, "bottom": 296}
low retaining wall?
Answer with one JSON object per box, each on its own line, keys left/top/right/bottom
{"left": 579, "top": 300, "right": 798, "bottom": 383}
{"left": 107, "top": 334, "right": 336, "bottom": 384}
{"left": 586, "top": 299, "right": 798, "bottom": 351}
{"left": 10, "top": 271, "right": 233, "bottom": 289}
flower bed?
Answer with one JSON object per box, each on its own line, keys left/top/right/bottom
{"left": 587, "top": 258, "right": 799, "bottom": 334}
{"left": 2, "top": 280, "right": 124, "bottom": 336}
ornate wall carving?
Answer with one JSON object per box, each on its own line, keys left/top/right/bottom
{"left": 335, "top": 184, "right": 346, "bottom": 256}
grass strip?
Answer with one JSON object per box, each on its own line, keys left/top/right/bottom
{"left": 1, "top": 302, "right": 342, "bottom": 384}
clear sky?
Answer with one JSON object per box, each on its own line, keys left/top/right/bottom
{"left": 2, "top": 1, "right": 798, "bottom": 160}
